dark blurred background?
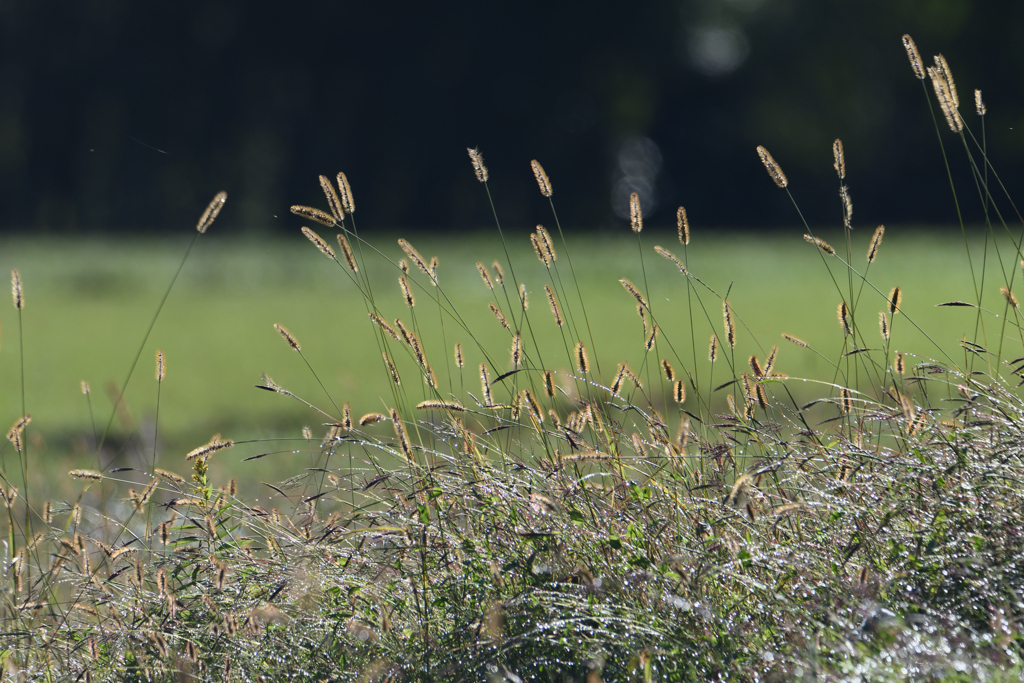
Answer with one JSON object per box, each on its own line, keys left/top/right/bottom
{"left": 0, "top": 0, "right": 1020, "bottom": 234}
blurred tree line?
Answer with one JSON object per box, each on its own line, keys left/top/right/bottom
{"left": 0, "top": 0, "right": 1020, "bottom": 234}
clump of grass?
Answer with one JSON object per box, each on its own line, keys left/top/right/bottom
{"left": 4, "top": 34, "right": 1024, "bottom": 683}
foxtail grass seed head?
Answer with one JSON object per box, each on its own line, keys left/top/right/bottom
{"left": 383, "top": 352, "right": 400, "bottom": 385}
{"left": 290, "top": 205, "right": 335, "bottom": 227}
{"left": 975, "top": 89, "right": 986, "bottom": 116}
{"left": 894, "top": 351, "right": 905, "bottom": 375}
{"left": 11, "top": 269, "right": 22, "bottom": 310}
{"left": 185, "top": 434, "right": 234, "bottom": 461}
{"left": 530, "top": 232, "right": 546, "bottom": 264}
{"left": 359, "top": 412, "right": 386, "bottom": 426}
{"left": 749, "top": 354, "right": 764, "bottom": 378}
{"left": 531, "top": 159, "right": 553, "bottom": 197}
{"left": 521, "top": 389, "right": 543, "bottom": 424}
{"left": 399, "top": 275, "right": 415, "bottom": 307}
{"left": 476, "top": 262, "right": 494, "bottom": 289}
{"left": 69, "top": 469, "right": 103, "bottom": 481}
{"left": 336, "top": 233, "right": 358, "bottom": 272}
{"left": 575, "top": 342, "right": 590, "bottom": 374}
{"left": 319, "top": 175, "right": 344, "bottom": 221}
{"left": 369, "top": 312, "right": 400, "bottom": 341}
{"left": 399, "top": 258, "right": 409, "bottom": 273}
{"left": 156, "top": 349, "right": 166, "bottom": 382}
{"left": 397, "top": 239, "right": 430, "bottom": 276}
{"left": 416, "top": 399, "right": 466, "bottom": 412}
{"left": 840, "top": 185, "right": 853, "bottom": 228}
{"left": 343, "top": 403, "right": 352, "bottom": 431}
{"left": 902, "top": 34, "right": 925, "bottom": 79}
{"left": 43, "top": 501, "right": 52, "bottom": 525}
{"left": 867, "top": 224, "right": 885, "bottom": 263}
{"left": 337, "top": 172, "right": 355, "bottom": 214}
{"left": 611, "top": 362, "right": 628, "bottom": 396}
{"left": 645, "top": 323, "right": 658, "bottom": 352}
{"left": 840, "top": 387, "right": 852, "bottom": 414}
{"left": 756, "top": 145, "right": 788, "bottom": 188}
{"left": 520, "top": 283, "right": 528, "bottom": 309}
{"left": 454, "top": 342, "right": 464, "bottom": 368}
{"left": 197, "top": 191, "right": 228, "bottom": 233}
{"left": 677, "top": 206, "right": 690, "bottom": 245}
{"left": 756, "top": 382, "right": 768, "bottom": 410}
{"left": 661, "top": 358, "right": 675, "bottom": 381}
{"left": 81, "top": 380, "right": 90, "bottom": 395}
{"left": 673, "top": 379, "right": 686, "bottom": 404}
{"left": 888, "top": 286, "right": 902, "bottom": 315}
{"left": 429, "top": 256, "right": 438, "bottom": 284}
{"left": 709, "top": 334, "right": 719, "bottom": 362}
{"left": 390, "top": 408, "right": 413, "bottom": 462}
{"left": 468, "top": 147, "right": 489, "bottom": 183}
{"left": 491, "top": 260, "right": 505, "bottom": 286}
{"left": 1002, "top": 286, "right": 1019, "bottom": 309}
{"left": 838, "top": 302, "right": 851, "bottom": 336}
{"left": 803, "top": 234, "right": 835, "bottom": 255}
{"left": 302, "top": 226, "right": 335, "bottom": 260}
{"left": 536, "top": 225, "right": 557, "bottom": 264}
{"left": 928, "top": 64, "right": 963, "bottom": 133}
{"left": 654, "top": 245, "right": 687, "bottom": 273}
{"left": 833, "top": 139, "right": 845, "bottom": 179}
{"left": 620, "top": 278, "right": 648, "bottom": 309}
{"left": 934, "top": 54, "right": 959, "bottom": 108}
{"left": 879, "top": 311, "right": 890, "bottom": 340}
{"left": 544, "top": 285, "right": 563, "bottom": 327}
{"left": 480, "top": 363, "right": 493, "bottom": 406}
{"left": 489, "top": 302, "right": 510, "bottom": 330}
{"left": 273, "top": 323, "right": 301, "bottom": 351}
{"left": 511, "top": 332, "right": 522, "bottom": 367}
{"left": 723, "top": 300, "right": 736, "bottom": 348}
{"left": 765, "top": 345, "right": 779, "bottom": 374}
{"left": 543, "top": 370, "right": 556, "bottom": 398}
{"left": 629, "top": 192, "right": 643, "bottom": 232}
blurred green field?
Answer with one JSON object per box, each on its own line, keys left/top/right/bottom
{"left": 0, "top": 227, "right": 1008, "bottom": 493}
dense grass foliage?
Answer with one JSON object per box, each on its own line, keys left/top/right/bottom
{"left": 3, "top": 35, "right": 1024, "bottom": 682}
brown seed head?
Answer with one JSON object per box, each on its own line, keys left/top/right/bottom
{"left": 156, "top": 349, "right": 166, "bottom": 382}
{"left": 531, "top": 160, "right": 552, "bottom": 197}
{"left": 934, "top": 54, "right": 959, "bottom": 108}
{"left": 879, "top": 311, "right": 890, "bottom": 340}
{"left": 273, "top": 323, "right": 301, "bottom": 351}
{"left": 902, "top": 35, "right": 925, "bottom": 80}
{"left": 619, "top": 278, "right": 648, "bottom": 309}
{"left": 629, "top": 192, "right": 643, "bottom": 233}
{"left": 511, "top": 332, "right": 522, "bottom": 367}
{"left": 343, "top": 403, "right": 353, "bottom": 431}
{"left": 397, "top": 239, "right": 431, "bottom": 276}
{"left": 476, "top": 262, "right": 494, "bottom": 289}
{"left": 655, "top": 245, "right": 687, "bottom": 273}
{"left": 489, "top": 303, "right": 510, "bottom": 330}
{"left": 837, "top": 302, "right": 851, "bottom": 336}
{"left": 832, "top": 139, "right": 845, "bottom": 179}
{"left": 467, "top": 148, "right": 489, "bottom": 183}
{"left": 543, "top": 370, "right": 556, "bottom": 398}
{"left": 894, "top": 352, "right": 905, "bottom": 375}
{"left": 69, "top": 469, "right": 103, "bottom": 481}
{"left": 723, "top": 300, "right": 736, "bottom": 347}
{"left": 302, "top": 226, "right": 335, "bottom": 259}
{"left": 319, "top": 175, "right": 344, "bottom": 221}
{"left": 888, "top": 286, "right": 902, "bottom": 315}
{"left": 756, "top": 146, "right": 788, "bottom": 188}
{"left": 764, "top": 344, "right": 779, "bottom": 375}
{"left": 416, "top": 399, "right": 466, "bottom": 412}
{"left": 709, "top": 334, "right": 719, "bottom": 362}
{"left": 803, "top": 234, "right": 835, "bottom": 255}
{"left": 290, "top": 205, "right": 335, "bottom": 227}
{"left": 185, "top": 434, "right": 234, "bottom": 462}
{"left": 491, "top": 261, "right": 505, "bottom": 286}
{"left": 661, "top": 358, "right": 675, "bottom": 381}
{"left": 536, "top": 225, "right": 557, "bottom": 264}
{"left": 645, "top": 323, "right": 658, "bottom": 352}
{"left": 11, "top": 269, "right": 22, "bottom": 310}
{"left": 383, "top": 352, "right": 400, "bottom": 385}
{"left": 544, "top": 285, "right": 563, "bottom": 327}
{"left": 336, "top": 172, "right": 355, "bottom": 214}
{"left": 928, "top": 65, "right": 963, "bottom": 133}
{"left": 390, "top": 408, "right": 413, "bottom": 463}
{"left": 677, "top": 206, "right": 690, "bottom": 245}
{"left": 574, "top": 342, "right": 589, "bottom": 374}
{"left": 1002, "top": 286, "right": 1019, "bottom": 309}
{"left": 399, "top": 275, "right": 415, "bottom": 308}
{"left": 454, "top": 342, "right": 464, "bottom": 368}
{"left": 611, "top": 362, "right": 628, "bottom": 396}
{"left": 749, "top": 354, "right": 764, "bottom": 378}
{"left": 867, "top": 225, "right": 885, "bottom": 263}
{"left": 480, "top": 362, "right": 493, "bottom": 407}
{"left": 336, "top": 233, "right": 358, "bottom": 272}
{"left": 197, "top": 191, "right": 228, "bottom": 233}
{"left": 369, "top": 312, "right": 400, "bottom": 341}
{"left": 782, "top": 333, "right": 807, "bottom": 348}
{"left": 840, "top": 387, "right": 852, "bottom": 414}
{"left": 359, "top": 412, "right": 386, "bottom": 426}
{"left": 840, "top": 185, "right": 853, "bottom": 228}
{"left": 673, "top": 380, "right": 686, "bottom": 404}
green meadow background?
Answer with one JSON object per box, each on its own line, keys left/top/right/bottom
{"left": 0, "top": 227, "right": 1000, "bottom": 494}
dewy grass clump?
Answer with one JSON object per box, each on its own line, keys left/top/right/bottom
{"left": 4, "top": 34, "right": 1024, "bottom": 682}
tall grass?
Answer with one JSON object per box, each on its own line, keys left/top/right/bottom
{"left": 3, "top": 34, "right": 1024, "bottom": 682}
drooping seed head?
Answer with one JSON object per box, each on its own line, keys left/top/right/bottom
{"left": 756, "top": 145, "right": 788, "bottom": 188}
{"left": 197, "top": 191, "right": 228, "bottom": 233}
{"left": 476, "top": 262, "right": 494, "bottom": 289}
{"left": 290, "top": 205, "right": 336, "bottom": 228}
{"left": 336, "top": 172, "right": 355, "bottom": 214}
{"left": 832, "top": 139, "right": 845, "bottom": 180}
{"left": 544, "top": 285, "right": 563, "bottom": 327}
{"left": 359, "top": 412, "right": 386, "bottom": 426}
{"left": 531, "top": 159, "right": 553, "bottom": 197}
{"left": 69, "top": 469, "right": 103, "bottom": 481}
{"left": 782, "top": 333, "right": 808, "bottom": 348}
{"left": 399, "top": 275, "right": 415, "bottom": 308}
{"left": 677, "top": 206, "right": 690, "bottom": 245}
{"left": 302, "top": 226, "right": 336, "bottom": 260}
{"left": 803, "top": 234, "right": 835, "bottom": 255}
{"left": 902, "top": 35, "right": 925, "bottom": 80}
{"left": 1001, "top": 286, "right": 1019, "bottom": 309}
{"left": 867, "top": 225, "right": 885, "bottom": 263}
{"left": 416, "top": 399, "right": 466, "bottom": 412}
{"left": 185, "top": 434, "right": 234, "bottom": 461}
{"left": 319, "top": 175, "right": 344, "bottom": 221}
{"left": 619, "top": 278, "right": 648, "bottom": 309}
{"left": 369, "top": 312, "right": 400, "bottom": 341}
{"left": 628, "top": 192, "right": 643, "bottom": 233}
{"left": 383, "top": 352, "right": 400, "bottom": 385}
{"left": 398, "top": 239, "right": 431, "bottom": 276}
{"left": 467, "top": 147, "right": 489, "bottom": 183}
{"left": 273, "top": 323, "right": 301, "bottom": 352}
{"left": 489, "top": 302, "right": 510, "bottom": 330}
